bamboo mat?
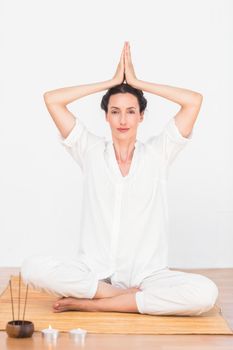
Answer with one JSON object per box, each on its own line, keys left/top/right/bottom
{"left": 0, "top": 275, "right": 232, "bottom": 335}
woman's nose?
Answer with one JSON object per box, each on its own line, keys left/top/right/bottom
{"left": 120, "top": 115, "right": 127, "bottom": 124}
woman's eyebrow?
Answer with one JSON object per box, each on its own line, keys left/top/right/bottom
{"left": 110, "top": 106, "right": 136, "bottom": 109}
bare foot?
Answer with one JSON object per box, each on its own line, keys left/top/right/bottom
{"left": 52, "top": 288, "right": 141, "bottom": 313}
{"left": 53, "top": 297, "right": 95, "bottom": 313}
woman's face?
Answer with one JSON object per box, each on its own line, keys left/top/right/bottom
{"left": 105, "top": 93, "right": 144, "bottom": 140}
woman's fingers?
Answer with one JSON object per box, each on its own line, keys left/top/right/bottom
{"left": 124, "top": 41, "right": 138, "bottom": 85}
{"left": 112, "top": 43, "right": 126, "bottom": 85}
{"left": 124, "top": 42, "right": 128, "bottom": 62}
{"left": 122, "top": 46, "right": 126, "bottom": 83}
{"left": 124, "top": 41, "right": 132, "bottom": 68}
{"left": 125, "top": 41, "right": 132, "bottom": 63}
{"left": 120, "top": 43, "right": 125, "bottom": 64}
{"left": 124, "top": 42, "right": 132, "bottom": 70}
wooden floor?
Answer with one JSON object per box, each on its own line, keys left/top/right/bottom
{"left": 0, "top": 267, "right": 232, "bottom": 350}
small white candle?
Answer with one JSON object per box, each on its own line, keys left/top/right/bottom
{"left": 69, "top": 328, "right": 87, "bottom": 343}
{"left": 41, "top": 325, "right": 59, "bottom": 341}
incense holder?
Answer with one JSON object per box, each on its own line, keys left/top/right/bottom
{"left": 6, "top": 320, "right": 34, "bottom": 338}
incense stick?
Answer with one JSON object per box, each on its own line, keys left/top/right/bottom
{"left": 9, "top": 279, "right": 15, "bottom": 325}
{"left": 22, "top": 284, "right": 29, "bottom": 325}
{"left": 18, "top": 272, "right": 21, "bottom": 321}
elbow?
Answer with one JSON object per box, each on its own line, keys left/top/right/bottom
{"left": 194, "top": 93, "right": 203, "bottom": 105}
{"left": 43, "top": 91, "right": 53, "bottom": 104}
{"left": 197, "top": 92, "right": 203, "bottom": 101}
{"left": 187, "top": 93, "right": 203, "bottom": 108}
{"left": 182, "top": 93, "right": 203, "bottom": 109}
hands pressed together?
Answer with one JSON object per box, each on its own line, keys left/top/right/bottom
{"left": 112, "top": 41, "right": 138, "bottom": 86}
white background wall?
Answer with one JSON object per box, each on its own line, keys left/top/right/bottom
{"left": 1, "top": 0, "right": 232, "bottom": 268}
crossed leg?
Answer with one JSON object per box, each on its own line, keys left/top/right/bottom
{"left": 53, "top": 269, "right": 219, "bottom": 315}
{"left": 21, "top": 255, "right": 218, "bottom": 316}
{"left": 53, "top": 284, "right": 140, "bottom": 313}
{"left": 20, "top": 254, "right": 140, "bottom": 313}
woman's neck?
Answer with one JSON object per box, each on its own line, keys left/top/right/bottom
{"left": 112, "top": 138, "right": 136, "bottom": 164}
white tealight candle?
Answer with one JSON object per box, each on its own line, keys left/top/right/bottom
{"left": 41, "top": 325, "right": 59, "bottom": 341}
{"left": 69, "top": 328, "right": 87, "bottom": 343}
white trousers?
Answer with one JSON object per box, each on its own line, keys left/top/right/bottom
{"left": 21, "top": 254, "right": 219, "bottom": 316}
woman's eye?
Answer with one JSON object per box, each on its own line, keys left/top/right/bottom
{"left": 111, "top": 110, "right": 135, "bottom": 114}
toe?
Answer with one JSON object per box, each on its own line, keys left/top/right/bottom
{"left": 53, "top": 301, "right": 60, "bottom": 309}
{"left": 52, "top": 297, "right": 75, "bottom": 310}
{"left": 53, "top": 308, "right": 66, "bottom": 313}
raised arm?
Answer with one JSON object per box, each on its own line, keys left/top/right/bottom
{"left": 43, "top": 42, "right": 126, "bottom": 139}
{"left": 124, "top": 41, "right": 203, "bottom": 138}
{"left": 131, "top": 79, "right": 203, "bottom": 138}
{"left": 43, "top": 80, "right": 116, "bottom": 139}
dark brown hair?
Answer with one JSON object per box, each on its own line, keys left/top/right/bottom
{"left": 100, "top": 83, "right": 147, "bottom": 114}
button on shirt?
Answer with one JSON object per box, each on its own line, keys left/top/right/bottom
{"left": 57, "top": 116, "right": 193, "bottom": 287}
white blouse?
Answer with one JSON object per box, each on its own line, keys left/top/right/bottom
{"left": 57, "top": 116, "right": 193, "bottom": 287}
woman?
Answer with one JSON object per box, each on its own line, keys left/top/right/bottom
{"left": 21, "top": 42, "right": 218, "bottom": 315}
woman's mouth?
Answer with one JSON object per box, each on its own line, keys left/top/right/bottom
{"left": 117, "top": 128, "right": 130, "bottom": 133}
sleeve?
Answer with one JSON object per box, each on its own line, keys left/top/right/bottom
{"left": 57, "top": 117, "right": 104, "bottom": 170}
{"left": 146, "top": 116, "right": 194, "bottom": 167}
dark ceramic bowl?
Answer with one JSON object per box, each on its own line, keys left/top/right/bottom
{"left": 6, "top": 320, "right": 34, "bottom": 338}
